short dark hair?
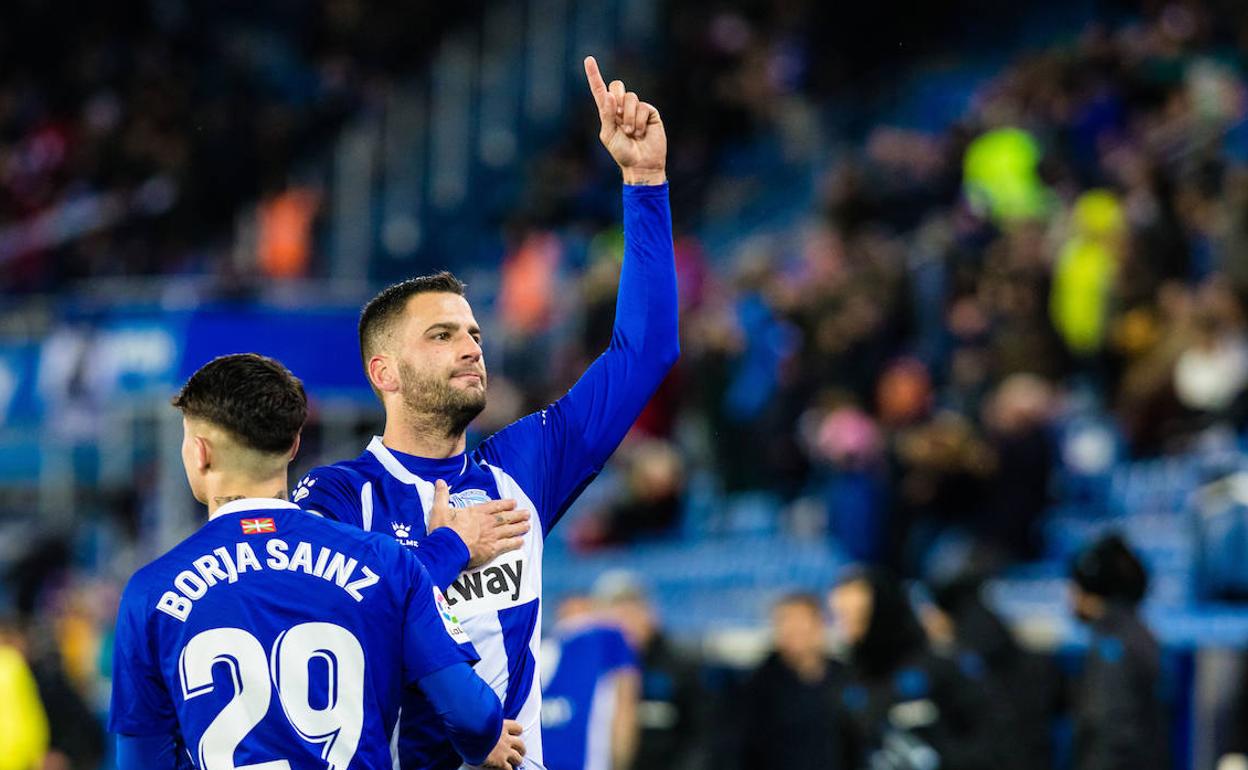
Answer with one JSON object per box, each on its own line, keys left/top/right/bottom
{"left": 172, "top": 353, "right": 307, "bottom": 454}
{"left": 358, "top": 271, "right": 466, "bottom": 363}
{"left": 1071, "top": 534, "right": 1149, "bottom": 605}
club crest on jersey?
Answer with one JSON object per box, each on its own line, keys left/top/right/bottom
{"left": 449, "top": 488, "right": 491, "bottom": 508}
{"left": 240, "top": 518, "right": 276, "bottom": 535}
{"left": 292, "top": 476, "right": 316, "bottom": 502}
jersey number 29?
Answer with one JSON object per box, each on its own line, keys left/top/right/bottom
{"left": 179, "top": 622, "right": 364, "bottom": 770}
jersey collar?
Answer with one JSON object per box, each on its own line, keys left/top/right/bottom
{"left": 210, "top": 498, "right": 301, "bottom": 521}
{"left": 366, "top": 436, "right": 470, "bottom": 483}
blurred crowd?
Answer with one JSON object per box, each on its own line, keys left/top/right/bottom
{"left": 8, "top": 0, "right": 1248, "bottom": 768}
{"left": 9, "top": 1, "right": 1248, "bottom": 573}
{"left": 540, "top": 534, "right": 1223, "bottom": 770}
{"left": 0, "top": 0, "right": 493, "bottom": 291}
{"left": 514, "top": 0, "right": 1248, "bottom": 580}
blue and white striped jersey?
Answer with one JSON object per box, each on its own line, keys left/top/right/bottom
{"left": 297, "top": 183, "right": 679, "bottom": 770}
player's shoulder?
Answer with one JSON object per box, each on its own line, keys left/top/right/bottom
{"left": 118, "top": 530, "right": 214, "bottom": 611}
{"left": 292, "top": 456, "right": 377, "bottom": 504}
{"left": 481, "top": 404, "right": 558, "bottom": 444}
{"left": 474, "top": 407, "right": 555, "bottom": 467}
{"left": 557, "top": 620, "right": 624, "bottom": 647}
{"left": 292, "top": 509, "right": 410, "bottom": 563}
{"left": 296, "top": 457, "right": 371, "bottom": 487}
{"left": 580, "top": 622, "right": 629, "bottom": 647}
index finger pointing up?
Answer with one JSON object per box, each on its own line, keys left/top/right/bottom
{"left": 584, "top": 56, "right": 613, "bottom": 120}
{"left": 584, "top": 56, "right": 607, "bottom": 104}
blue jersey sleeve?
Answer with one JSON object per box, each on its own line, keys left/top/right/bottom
{"left": 480, "top": 183, "right": 679, "bottom": 533}
{"left": 398, "top": 547, "right": 479, "bottom": 684}
{"left": 294, "top": 466, "right": 363, "bottom": 528}
{"left": 415, "top": 528, "right": 472, "bottom": 591}
{"left": 601, "top": 627, "right": 639, "bottom": 672}
{"left": 109, "top": 580, "right": 178, "bottom": 736}
{"left": 116, "top": 733, "right": 186, "bottom": 770}
{"left": 298, "top": 466, "right": 469, "bottom": 588}
{"left": 418, "top": 663, "right": 504, "bottom": 767}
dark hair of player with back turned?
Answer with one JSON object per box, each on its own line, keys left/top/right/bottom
{"left": 358, "top": 271, "right": 466, "bottom": 366}
{"left": 171, "top": 353, "right": 308, "bottom": 454}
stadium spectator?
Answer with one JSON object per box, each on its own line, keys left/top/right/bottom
{"left": 1069, "top": 534, "right": 1169, "bottom": 770}
{"left": 28, "top": 638, "right": 106, "bottom": 770}
{"left": 829, "top": 568, "right": 998, "bottom": 770}
{"left": 6, "top": 540, "right": 107, "bottom": 770}
{"left": 1171, "top": 279, "right": 1248, "bottom": 435}
{"left": 595, "top": 572, "right": 707, "bottom": 770}
{"left": 729, "top": 593, "right": 853, "bottom": 770}
{"left": 581, "top": 438, "right": 687, "bottom": 546}
{"left": 1218, "top": 658, "right": 1248, "bottom": 770}
{"left": 887, "top": 411, "right": 994, "bottom": 574}
{"left": 0, "top": 620, "right": 50, "bottom": 770}
{"left": 800, "top": 402, "right": 889, "bottom": 563}
{"left": 923, "top": 573, "right": 1061, "bottom": 770}
{"left": 978, "top": 374, "right": 1057, "bottom": 562}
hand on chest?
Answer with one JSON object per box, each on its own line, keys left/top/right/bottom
{"left": 378, "top": 474, "right": 501, "bottom": 536}
{"left": 378, "top": 474, "right": 539, "bottom": 616}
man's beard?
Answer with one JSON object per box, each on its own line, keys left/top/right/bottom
{"left": 398, "top": 360, "right": 487, "bottom": 438}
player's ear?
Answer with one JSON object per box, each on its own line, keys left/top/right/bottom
{"left": 288, "top": 432, "right": 301, "bottom": 461}
{"left": 193, "top": 434, "right": 212, "bottom": 472}
{"left": 368, "top": 354, "right": 400, "bottom": 395}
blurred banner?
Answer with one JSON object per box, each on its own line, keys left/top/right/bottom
{"left": 178, "top": 306, "right": 368, "bottom": 398}
{"left": 4, "top": 306, "right": 371, "bottom": 428}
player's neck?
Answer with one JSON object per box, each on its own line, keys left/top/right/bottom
{"left": 204, "top": 476, "right": 290, "bottom": 517}
{"left": 382, "top": 414, "right": 467, "bottom": 459}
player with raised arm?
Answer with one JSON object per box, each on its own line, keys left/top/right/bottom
{"left": 295, "top": 55, "right": 678, "bottom": 769}
{"left": 108, "top": 354, "right": 526, "bottom": 770}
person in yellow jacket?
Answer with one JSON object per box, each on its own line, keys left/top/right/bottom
{"left": 1050, "top": 189, "right": 1127, "bottom": 358}
{"left": 0, "top": 638, "right": 50, "bottom": 770}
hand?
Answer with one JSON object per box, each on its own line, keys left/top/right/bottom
{"left": 428, "top": 480, "right": 531, "bottom": 568}
{"left": 584, "top": 55, "right": 666, "bottom": 185}
{"left": 481, "top": 719, "right": 526, "bottom": 768}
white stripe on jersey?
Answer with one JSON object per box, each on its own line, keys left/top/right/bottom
{"left": 361, "top": 481, "right": 374, "bottom": 532}
{"left": 390, "top": 707, "right": 402, "bottom": 770}
{"left": 467, "top": 609, "right": 508, "bottom": 701}
{"left": 367, "top": 438, "right": 437, "bottom": 508}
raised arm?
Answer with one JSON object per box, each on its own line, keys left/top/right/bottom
{"left": 480, "top": 57, "right": 679, "bottom": 533}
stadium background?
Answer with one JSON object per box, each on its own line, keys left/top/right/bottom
{"left": 4, "top": 0, "right": 1248, "bottom": 767}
